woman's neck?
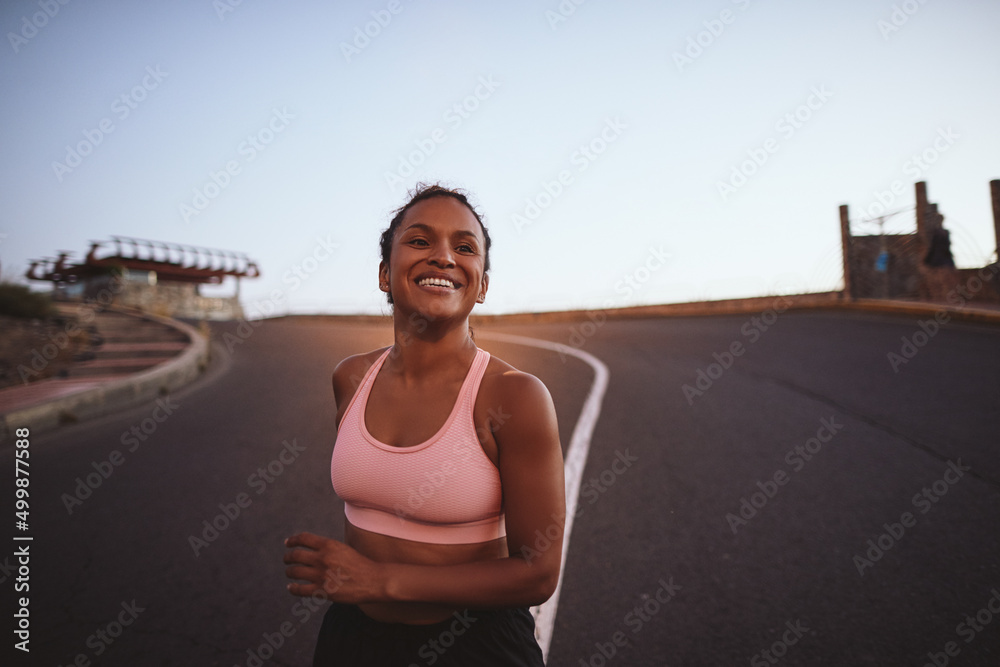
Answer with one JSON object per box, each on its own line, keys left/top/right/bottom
{"left": 386, "top": 311, "right": 477, "bottom": 384}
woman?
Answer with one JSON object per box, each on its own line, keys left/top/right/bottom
{"left": 284, "top": 184, "right": 566, "bottom": 665}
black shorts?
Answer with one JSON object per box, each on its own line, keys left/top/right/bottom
{"left": 312, "top": 602, "right": 545, "bottom": 666}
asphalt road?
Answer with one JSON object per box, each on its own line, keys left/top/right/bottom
{"left": 3, "top": 308, "right": 999, "bottom": 666}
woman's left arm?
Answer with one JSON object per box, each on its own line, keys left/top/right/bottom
{"left": 284, "top": 371, "right": 566, "bottom": 608}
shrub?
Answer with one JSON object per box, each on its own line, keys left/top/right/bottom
{"left": 0, "top": 282, "right": 55, "bottom": 319}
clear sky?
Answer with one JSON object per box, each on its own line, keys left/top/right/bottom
{"left": 2, "top": 0, "right": 998, "bottom": 315}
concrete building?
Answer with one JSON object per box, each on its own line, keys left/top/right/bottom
{"left": 26, "top": 236, "right": 259, "bottom": 320}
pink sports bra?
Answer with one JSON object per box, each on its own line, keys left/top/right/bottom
{"left": 330, "top": 346, "right": 506, "bottom": 545}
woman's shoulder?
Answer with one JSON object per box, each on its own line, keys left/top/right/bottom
{"left": 478, "top": 351, "right": 560, "bottom": 451}
{"left": 331, "top": 346, "right": 391, "bottom": 395}
{"left": 480, "top": 351, "right": 554, "bottom": 406}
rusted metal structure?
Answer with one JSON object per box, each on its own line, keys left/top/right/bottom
{"left": 26, "top": 236, "right": 259, "bottom": 320}
{"left": 27, "top": 236, "right": 259, "bottom": 284}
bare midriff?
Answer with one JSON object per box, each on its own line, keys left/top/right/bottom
{"left": 346, "top": 520, "right": 507, "bottom": 624}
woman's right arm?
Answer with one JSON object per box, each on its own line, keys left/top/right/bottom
{"left": 331, "top": 351, "right": 381, "bottom": 429}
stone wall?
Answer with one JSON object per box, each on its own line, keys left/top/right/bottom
{"left": 117, "top": 280, "right": 243, "bottom": 320}
{"left": 847, "top": 234, "right": 923, "bottom": 299}
{"left": 55, "top": 270, "right": 244, "bottom": 320}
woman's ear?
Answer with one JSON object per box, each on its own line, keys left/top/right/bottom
{"left": 476, "top": 273, "right": 489, "bottom": 303}
{"left": 378, "top": 261, "right": 389, "bottom": 292}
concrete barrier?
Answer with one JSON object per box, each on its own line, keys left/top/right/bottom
{"left": 282, "top": 292, "right": 1000, "bottom": 327}
{"left": 843, "top": 298, "right": 1000, "bottom": 324}
{"left": 471, "top": 292, "right": 844, "bottom": 325}
{"left": 1, "top": 308, "right": 209, "bottom": 442}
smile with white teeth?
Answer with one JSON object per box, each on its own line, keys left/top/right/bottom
{"left": 417, "top": 277, "right": 457, "bottom": 288}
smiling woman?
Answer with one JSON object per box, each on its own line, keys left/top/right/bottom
{"left": 283, "top": 184, "right": 565, "bottom": 666}
{"left": 377, "top": 186, "right": 491, "bottom": 310}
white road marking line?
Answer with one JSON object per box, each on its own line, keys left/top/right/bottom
{"left": 478, "top": 331, "right": 610, "bottom": 663}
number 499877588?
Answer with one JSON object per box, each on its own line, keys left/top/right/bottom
{"left": 15, "top": 427, "right": 30, "bottom": 530}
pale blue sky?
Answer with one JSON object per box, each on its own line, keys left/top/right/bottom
{"left": 2, "top": 0, "right": 998, "bottom": 315}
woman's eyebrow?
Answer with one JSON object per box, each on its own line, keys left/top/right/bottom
{"left": 401, "top": 223, "right": 479, "bottom": 242}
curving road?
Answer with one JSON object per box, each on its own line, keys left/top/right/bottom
{"left": 4, "top": 308, "right": 999, "bottom": 666}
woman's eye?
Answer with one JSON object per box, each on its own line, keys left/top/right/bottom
{"left": 409, "top": 238, "right": 428, "bottom": 246}
{"left": 458, "top": 244, "right": 474, "bottom": 253}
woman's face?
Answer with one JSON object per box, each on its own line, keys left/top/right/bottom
{"left": 379, "top": 196, "right": 489, "bottom": 323}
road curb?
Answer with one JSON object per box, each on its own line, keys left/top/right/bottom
{"left": 838, "top": 298, "right": 1000, "bottom": 324}
{"left": 0, "top": 308, "right": 209, "bottom": 443}
{"left": 282, "top": 293, "right": 1000, "bottom": 326}
{"left": 470, "top": 293, "right": 1000, "bottom": 326}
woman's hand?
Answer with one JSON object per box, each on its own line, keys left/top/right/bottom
{"left": 283, "top": 532, "right": 384, "bottom": 604}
